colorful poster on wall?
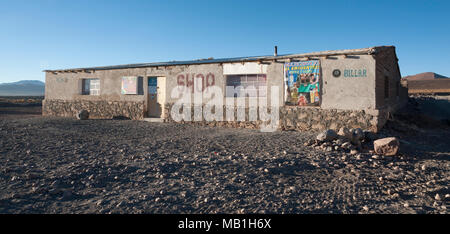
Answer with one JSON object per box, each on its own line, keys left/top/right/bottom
{"left": 284, "top": 61, "right": 321, "bottom": 106}
{"left": 121, "top": 76, "right": 137, "bottom": 94}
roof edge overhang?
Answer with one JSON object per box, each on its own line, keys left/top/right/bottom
{"left": 44, "top": 46, "right": 394, "bottom": 73}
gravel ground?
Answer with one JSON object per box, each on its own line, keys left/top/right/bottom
{"left": 0, "top": 97, "right": 42, "bottom": 119}
{"left": 0, "top": 117, "right": 449, "bottom": 214}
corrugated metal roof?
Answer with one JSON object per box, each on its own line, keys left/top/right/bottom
{"left": 44, "top": 46, "right": 393, "bottom": 73}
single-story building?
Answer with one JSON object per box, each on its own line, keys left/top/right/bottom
{"left": 43, "top": 45, "right": 408, "bottom": 132}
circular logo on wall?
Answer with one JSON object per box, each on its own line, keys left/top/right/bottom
{"left": 332, "top": 69, "right": 341, "bottom": 77}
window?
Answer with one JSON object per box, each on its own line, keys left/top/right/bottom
{"left": 225, "top": 74, "right": 267, "bottom": 97}
{"left": 82, "top": 78, "right": 100, "bottom": 95}
{"left": 384, "top": 76, "right": 389, "bottom": 99}
{"left": 121, "top": 76, "right": 144, "bottom": 95}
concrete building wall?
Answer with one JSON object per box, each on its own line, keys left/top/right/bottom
{"left": 45, "top": 62, "right": 284, "bottom": 101}
{"left": 44, "top": 68, "right": 148, "bottom": 119}
{"left": 153, "top": 62, "right": 284, "bottom": 107}
{"left": 43, "top": 46, "right": 406, "bottom": 132}
{"left": 45, "top": 68, "right": 147, "bottom": 102}
{"left": 45, "top": 58, "right": 377, "bottom": 111}
{"left": 320, "top": 54, "right": 376, "bottom": 110}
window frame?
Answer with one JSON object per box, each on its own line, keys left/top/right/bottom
{"left": 225, "top": 74, "right": 267, "bottom": 98}
{"left": 81, "top": 78, "right": 100, "bottom": 96}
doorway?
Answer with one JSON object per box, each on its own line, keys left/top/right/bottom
{"left": 147, "top": 77, "right": 165, "bottom": 118}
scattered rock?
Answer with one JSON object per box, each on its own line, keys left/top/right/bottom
{"left": 374, "top": 137, "right": 400, "bottom": 156}
{"left": 316, "top": 129, "right": 338, "bottom": 142}
{"left": 338, "top": 127, "right": 352, "bottom": 140}
{"left": 341, "top": 142, "right": 353, "bottom": 150}
{"left": 421, "top": 165, "right": 426, "bottom": 171}
{"left": 435, "top": 194, "right": 441, "bottom": 200}
{"left": 335, "top": 138, "right": 344, "bottom": 145}
{"left": 351, "top": 128, "right": 364, "bottom": 144}
{"left": 96, "top": 199, "right": 105, "bottom": 206}
{"left": 362, "top": 205, "right": 369, "bottom": 211}
{"left": 116, "top": 201, "right": 126, "bottom": 207}
{"left": 62, "top": 190, "right": 73, "bottom": 200}
{"left": 304, "top": 140, "right": 315, "bottom": 146}
{"left": 0, "top": 117, "right": 448, "bottom": 214}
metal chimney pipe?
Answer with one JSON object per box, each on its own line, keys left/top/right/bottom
{"left": 274, "top": 46, "right": 278, "bottom": 56}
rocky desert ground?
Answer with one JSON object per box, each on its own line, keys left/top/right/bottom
{"left": 0, "top": 96, "right": 448, "bottom": 214}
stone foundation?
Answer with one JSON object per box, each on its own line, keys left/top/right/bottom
{"left": 42, "top": 100, "right": 385, "bottom": 132}
{"left": 280, "top": 106, "right": 384, "bottom": 132}
{"left": 42, "top": 99, "right": 145, "bottom": 120}
{"left": 163, "top": 103, "right": 270, "bottom": 129}
{"left": 163, "top": 103, "right": 385, "bottom": 132}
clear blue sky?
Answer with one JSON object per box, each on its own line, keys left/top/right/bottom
{"left": 0, "top": 0, "right": 449, "bottom": 83}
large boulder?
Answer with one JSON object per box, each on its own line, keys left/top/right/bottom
{"left": 316, "top": 129, "right": 338, "bottom": 142}
{"left": 77, "top": 110, "right": 89, "bottom": 120}
{"left": 374, "top": 137, "right": 400, "bottom": 156}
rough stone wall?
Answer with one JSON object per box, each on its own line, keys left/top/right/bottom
{"left": 279, "top": 106, "right": 381, "bottom": 132}
{"left": 163, "top": 103, "right": 269, "bottom": 129}
{"left": 42, "top": 99, "right": 145, "bottom": 120}
{"left": 163, "top": 103, "right": 382, "bottom": 132}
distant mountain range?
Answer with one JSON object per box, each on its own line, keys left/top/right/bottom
{"left": 402, "top": 72, "right": 449, "bottom": 81}
{"left": 403, "top": 72, "right": 450, "bottom": 95}
{"left": 0, "top": 80, "right": 45, "bottom": 96}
